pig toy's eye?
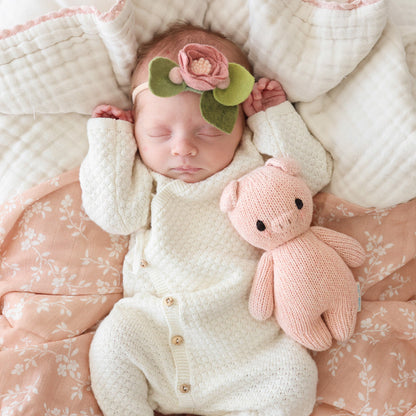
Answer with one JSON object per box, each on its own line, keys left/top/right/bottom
{"left": 295, "top": 198, "right": 303, "bottom": 210}
{"left": 256, "top": 220, "right": 266, "bottom": 231}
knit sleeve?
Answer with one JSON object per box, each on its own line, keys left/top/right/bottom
{"left": 79, "top": 118, "right": 152, "bottom": 235}
{"left": 247, "top": 101, "right": 333, "bottom": 195}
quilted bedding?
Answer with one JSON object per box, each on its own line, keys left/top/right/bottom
{"left": 0, "top": 0, "right": 415, "bottom": 415}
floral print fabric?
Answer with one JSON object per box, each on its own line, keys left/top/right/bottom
{"left": 0, "top": 169, "right": 128, "bottom": 415}
{"left": 311, "top": 193, "right": 416, "bottom": 416}
{"left": 0, "top": 170, "right": 415, "bottom": 415}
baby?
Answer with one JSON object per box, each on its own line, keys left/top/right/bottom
{"left": 80, "top": 22, "right": 333, "bottom": 416}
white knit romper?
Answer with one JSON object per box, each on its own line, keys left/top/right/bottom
{"left": 80, "top": 101, "right": 332, "bottom": 416}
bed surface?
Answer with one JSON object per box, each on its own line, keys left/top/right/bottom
{"left": 0, "top": 0, "right": 415, "bottom": 415}
{"left": 1, "top": 0, "right": 415, "bottom": 208}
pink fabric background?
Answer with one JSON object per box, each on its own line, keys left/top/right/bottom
{"left": 0, "top": 169, "right": 415, "bottom": 415}
{"left": 0, "top": 169, "right": 128, "bottom": 415}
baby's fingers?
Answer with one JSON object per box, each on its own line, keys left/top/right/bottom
{"left": 256, "top": 77, "right": 269, "bottom": 91}
{"left": 250, "top": 83, "right": 263, "bottom": 101}
{"left": 92, "top": 104, "right": 113, "bottom": 118}
{"left": 266, "top": 80, "right": 283, "bottom": 91}
{"left": 242, "top": 94, "right": 255, "bottom": 117}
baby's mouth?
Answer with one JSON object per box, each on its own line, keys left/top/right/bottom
{"left": 173, "top": 166, "right": 201, "bottom": 173}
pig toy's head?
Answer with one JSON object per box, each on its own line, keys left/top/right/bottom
{"left": 220, "top": 157, "right": 313, "bottom": 251}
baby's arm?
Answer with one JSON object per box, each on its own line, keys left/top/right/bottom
{"left": 79, "top": 116, "right": 152, "bottom": 235}
{"left": 245, "top": 78, "right": 333, "bottom": 195}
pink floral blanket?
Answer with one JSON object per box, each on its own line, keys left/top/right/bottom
{"left": 0, "top": 169, "right": 415, "bottom": 415}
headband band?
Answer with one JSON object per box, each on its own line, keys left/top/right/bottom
{"left": 132, "top": 43, "right": 254, "bottom": 134}
{"left": 132, "top": 82, "right": 149, "bottom": 103}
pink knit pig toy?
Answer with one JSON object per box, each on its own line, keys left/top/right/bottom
{"left": 220, "top": 157, "right": 365, "bottom": 351}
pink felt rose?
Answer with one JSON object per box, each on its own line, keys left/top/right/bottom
{"left": 176, "top": 43, "right": 230, "bottom": 91}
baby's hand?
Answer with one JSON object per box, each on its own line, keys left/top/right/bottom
{"left": 92, "top": 104, "right": 134, "bottom": 123}
{"left": 243, "top": 78, "right": 287, "bottom": 117}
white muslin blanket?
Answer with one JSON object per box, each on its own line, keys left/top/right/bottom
{"left": 0, "top": 0, "right": 415, "bottom": 208}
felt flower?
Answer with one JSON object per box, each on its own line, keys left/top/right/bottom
{"left": 173, "top": 43, "right": 230, "bottom": 91}
{"left": 147, "top": 43, "right": 254, "bottom": 133}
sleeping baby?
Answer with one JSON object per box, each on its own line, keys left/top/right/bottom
{"left": 80, "top": 21, "right": 333, "bottom": 416}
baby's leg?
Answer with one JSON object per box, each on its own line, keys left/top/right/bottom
{"left": 250, "top": 335, "right": 317, "bottom": 416}
{"left": 202, "top": 333, "right": 317, "bottom": 416}
{"left": 89, "top": 311, "right": 154, "bottom": 416}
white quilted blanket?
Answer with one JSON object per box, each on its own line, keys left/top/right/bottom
{"left": 0, "top": 0, "right": 415, "bottom": 208}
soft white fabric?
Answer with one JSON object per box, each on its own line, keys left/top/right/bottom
{"left": 0, "top": 0, "right": 385, "bottom": 115}
{"left": 206, "top": 0, "right": 388, "bottom": 102}
{"left": 80, "top": 102, "right": 330, "bottom": 415}
{"left": 296, "top": 22, "right": 416, "bottom": 207}
{"left": 0, "top": 0, "right": 115, "bottom": 27}
{"left": 1, "top": 0, "right": 416, "bottom": 208}
{"left": 0, "top": 113, "right": 89, "bottom": 199}
{"left": 244, "top": 0, "right": 387, "bottom": 102}
{"left": 248, "top": 102, "right": 333, "bottom": 195}
{"left": 0, "top": 1, "right": 135, "bottom": 114}
{"left": 0, "top": 0, "right": 392, "bottom": 207}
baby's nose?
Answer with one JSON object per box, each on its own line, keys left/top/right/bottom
{"left": 171, "top": 136, "right": 197, "bottom": 156}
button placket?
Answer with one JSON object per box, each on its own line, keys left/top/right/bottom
{"left": 162, "top": 295, "right": 194, "bottom": 406}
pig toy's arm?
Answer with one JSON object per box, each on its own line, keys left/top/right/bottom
{"left": 249, "top": 251, "right": 275, "bottom": 321}
{"left": 311, "top": 226, "right": 366, "bottom": 268}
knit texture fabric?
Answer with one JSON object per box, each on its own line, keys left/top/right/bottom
{"left": 248, "top": 102, "right": 333, "bottom": 195}
{"left": 221, "top": 158, "right": 365, "bottom": 351}
{"left": 79, "top": 102, "right": 330, "bottom": 415}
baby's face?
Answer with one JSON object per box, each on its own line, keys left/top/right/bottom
{"left": 134, "top": 89, "right": 245, "bottom": 183}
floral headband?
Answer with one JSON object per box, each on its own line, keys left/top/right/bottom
{"left": 132, "top": 43, "right": 255, "bottom": 134}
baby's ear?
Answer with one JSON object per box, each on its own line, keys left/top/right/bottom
{"left": 220, "top": 180, "right": 239, "bottom": 212}
{"left": 266, "top": 157, "right": 301, "bottom": 176}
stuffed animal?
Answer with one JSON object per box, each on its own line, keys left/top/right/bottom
{"left": 220, "top": 157, "right": 365, "bottom": 351}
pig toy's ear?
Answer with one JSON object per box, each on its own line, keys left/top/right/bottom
{"left": 266, "top": 157, "right": 301, "bottom": 176}
{"left": 220, "top": 180, "right": 239, "bottom": 212}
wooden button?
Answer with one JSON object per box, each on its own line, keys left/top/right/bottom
{"left": 171, "top": 335, "right": 184, "bottom": 346}
{"left": 179, "top": 384, "right": 191, "bottom": 393}
{"left": 164, "top": 297, "right": 175, "bottom": 307}
{"left": 140, "top": 259, "right": 148, "bottom": 267}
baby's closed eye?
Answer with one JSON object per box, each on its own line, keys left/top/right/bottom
{"left": 197, "top": 126, "right": 224, "bottom": 139}
{"left": 146, "top": 128, "right": 171, "bottom": 138}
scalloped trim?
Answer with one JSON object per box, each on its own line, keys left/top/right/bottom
{"left": 0, "top": 0, "right": 126, "bottom": 39}
{"left": 302, "top": 0, "right": 380, "bottom": 10}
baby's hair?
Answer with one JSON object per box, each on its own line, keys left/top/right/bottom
{"left": 131, "top": 21, "right": 252, "bottom": 89}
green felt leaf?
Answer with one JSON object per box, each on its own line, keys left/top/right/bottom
{"left": 148, "top": 57, "right": 186, "bottom": 97}
{"left": 200, "top": 91, "right": 238, "bottom": 134}
{"left": 213, "top": 63, "right": 255, "bottom": 106}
